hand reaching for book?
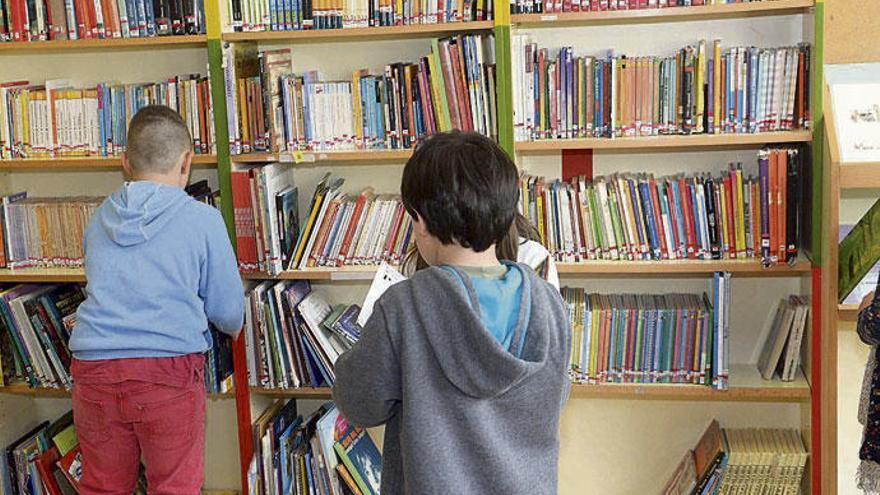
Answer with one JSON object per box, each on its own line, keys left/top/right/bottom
{"left": 861, "top": 292, "right": 876, "bottom": 313}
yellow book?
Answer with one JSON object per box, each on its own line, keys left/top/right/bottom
{"left": 735, "top": 166, "right": 746, "bottom": 256}
{"left": 535, "top": 182, "right": 546, "bottom": 247}
{"left": 351, "top": 70, "right": 366, "bottom": 147}
{"left": 577, "top": 59, "right": 585, "bottom": 137}
{"left": 292, "top": 182, "right": 329, "bottom": 267}
{"left": 589, "top": 293, "right": 599, "bottom": 377}
{"left": 695, "top": 40, "right": 706, "bottom": 133}
{"left": 718, "top": 180, "right": 729, "bottom": 257}
{"left": 713, "top": 40, "right": 721, "bottom": 134}
{"left": 18, "top": 90, "right": 30, "bottom": 158}
{"left": 428, "top": 39, "right": 451, "bottom": 132}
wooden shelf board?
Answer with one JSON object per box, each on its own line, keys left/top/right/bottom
{"left": 0, "top": 268, "right": 86, "bottom": 282}
{"left": 0, "top": 382, "right": 234, "bottom": 399}
{"left": 232, "top": 149, "right": 412, "bottom": 164}
{"left": 514, "top": 130, "right": 813, "bottom": 153}
{"left": 242, "top": 259, "right": 810, "bottom": 280}
{"left": 839, "top": 162, "right": 880, "bottom": 190}
{"left": 0, "top": 154, "right": 217, "bottom": 170}
{"left": 839, "top": 304, "right": 860, "bottom": 322}
{"left": 0, "top": 35, "right": 208, "bottom": 52}
{"left": 571, "top": 365, "right": 810, "bottom": 403}
{"left": 556, "top": 259, "right": 812, "bottom": 276}
{"left": 511, "top": 0, "right": 814, "bottom": 27}
{"left": 222, "top": 21, "right": 494, "bottom": 43}
{"left": 251, "top": 366, "right": 808, "bottom": 403}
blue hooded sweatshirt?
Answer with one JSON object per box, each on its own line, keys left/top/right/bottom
{"left": 70, "top": 181, "right": 244, "bottom": 360}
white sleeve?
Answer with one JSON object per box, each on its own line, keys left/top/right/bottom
{"left": 517, "top": 239, "right": 560, "bottom": 291}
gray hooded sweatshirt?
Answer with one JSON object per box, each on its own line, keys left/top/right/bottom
{"left": 332, "top": 263, "right": 571, "bottom": 495}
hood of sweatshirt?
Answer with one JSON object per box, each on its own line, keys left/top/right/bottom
{"left": 406, "top": 264, "right": 550, "bottom": 399}
{"left": 99, "top": 181, "right": 191, "bottom": 247}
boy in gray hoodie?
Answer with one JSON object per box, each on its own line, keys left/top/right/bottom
{"left": 332, "top": 131, "right": 571, "bottom": 495}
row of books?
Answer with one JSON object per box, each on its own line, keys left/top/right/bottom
{"left": 251, "top": 401, "right": 381, "bottom": 495}
{"left": 0, "top": 0, "right": 206, "bottom": 42}
{"left": 0, "top": 284, "right": 83, "bottom": 390}
{"left": 511, "top": 38, "right": 811, "bottom": 141}
{"left": 0, "top": 76, "right": 215, "bottom": 160}
{"left": 244, "top": 279, "right": 362, "bottom": 389}
{"left": 228, "top": 0, "right": 492, "bottom": 32}
{"left": 562, "top": 272, "right": 730, "bottom": 389}
{"left": 232, "top": 167, "right": 413, "bottom": 274}
{"left": 1, "top": 411, "right": 86, "bottom": 495}
{"left": 519, "top": 148, "right": 803, "bottom": 264}
{"left": 225, "top": 34, "right": 496, "bottom": 155}
{"left": 510, "top": 0, "right": 778, "bottom": 14}
{"left": 756, "top": 295, "right": 808, "bottom": 383}
{"left": 664, "top": 420, "right": 807, "bottom": 495}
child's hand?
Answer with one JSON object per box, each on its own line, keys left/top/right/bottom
{"left": 860, "top": 291, "right": 876, "bottom": 312}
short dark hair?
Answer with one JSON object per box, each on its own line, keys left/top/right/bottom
{"left": 126, "top": 105, "right": 192, "bottom": 174}
{"left": 401, "top": 131, "right": 518, "bottom": 253}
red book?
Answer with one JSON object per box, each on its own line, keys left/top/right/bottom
{"left": 437, "top": 41, "right": 462, "bottom": 130}
{"left": 449, "top": 41, "right": 473, "bottom": 132}
{"left": 336, "top": 190, "right": 372, "bottom": 266}
{"left": 382, "top": 203, "right": 406, "bottom": 262}
{"left": 230, "top": 171, "right": 259, "bottom": 271}
{"left": 307, "top": 199, "right": 342, "bottom": 267}
{"left": 728, "top": 166, "right": 739, "bottom": 257}
{"left": 10, "top": 0, "right": 25, "bottom": 41}
{"left": 35, "top": 447, "right": 63, "bottom": 495}
{"left": 679, "top": 177, "right": 696, "bottom": 259}
{"left": 56, "top": 445, "right": 82, "bottom": 491}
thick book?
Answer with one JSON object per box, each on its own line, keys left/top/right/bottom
{"left": 839, "top": 197, "right": 880, "bottom": 302}
{"left": 333, "top": 423, "right": 381, "bottom": 495}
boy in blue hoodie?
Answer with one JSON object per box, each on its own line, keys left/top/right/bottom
{"left": 332, "top": 131, "right": 571, "bottom": 495}
{"left": 69, "top": 105, "right": 244, "bottom": 494}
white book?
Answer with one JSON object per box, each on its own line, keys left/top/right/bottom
{"left": 757, "top": 298, "right": 794, "bottom": 380}
{"left": 357, "top": 262, "right": 407, "bottom": 327}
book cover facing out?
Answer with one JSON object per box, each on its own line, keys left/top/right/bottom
{"left": 840, "top": 219, "right": 880, "bottom": 303}
{"left": 333, "top": 416, "right": 381, "bottom": 495}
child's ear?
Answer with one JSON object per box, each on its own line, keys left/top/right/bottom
{"left": 179, "top": 151, "right": 194, "bottom": 186}
{"left": 412, "top": 214, "right": 429, "bottom": 237}
{"left": 121, "top": 152, "right": 134, "bottom": 180}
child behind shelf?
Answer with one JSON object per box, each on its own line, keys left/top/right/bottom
{"left": 332, "top": 131, "right": 571, "bottom": 495}
{"left": 68, "top": 105, "right": 244, "bottom": 493}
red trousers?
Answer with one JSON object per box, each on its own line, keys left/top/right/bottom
{"left": 71, "top": 354, "right": 206, "bottom": 495}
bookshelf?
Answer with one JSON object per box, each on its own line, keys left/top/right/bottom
{"left": 232, "top": 149, "right": 412, "bottom": 164}
{"left": 0, "top": 383, "right": 235, "bottom": 400}
{"left": 0, "top": 35, "right": 209, "bottom": 52}
{"left": 221, "top": 20, "right": 495, "bottom": 42}
{"left": 839, "top": 162, "right": 880, "bottom": 190}
{"left": 0, "top": 155, "right": 218, "bottom": 170}
{"left": 514, "top": 130, "right": 814, "bottom": 153}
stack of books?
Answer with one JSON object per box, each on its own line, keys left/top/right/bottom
{"left": 512, "top": 39, "right": 811, "bottom": 141}
{"left": 0, "top": 284, "right": 83, "bottom": 389}
{"left": 664, "top": 420, "right": 808, "bottom": 494}
{"left": 0, "top": 194, "right": 101, "bottom": 269}
{"left": 0, "top": 77, "right": 215, "bottom": 160}
{"left": 519, "top": 148, "right": 803, "bottom": 265}
{"left": 0, "top": 0, "right": 207, "bottom": 42}
{"left": 510, "top": 0, "right": 781, "bottom": 14}
{"left": 228, "top": 0, "right": 493, "bottom": 32}
{"left": 757, "top": 295, "right": 809, "bottom": 382}
{"left": 232, "top": 168, "right": 412, "bottom": 274}
{"left": 244, "top": 279, "right": 362, "bottom": 389}
{"left": 251, "top": 401, "right": 381, "bottom": 495}
{"left": 563, "top": 272, "right": 730, "bottom": 390}
{"left": 224, "top": 35, "right": 496, "bottom": 155}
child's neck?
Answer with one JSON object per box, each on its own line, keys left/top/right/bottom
{"left": 433, "top": 243, "right": 500, "bottom": 268}
{"left": 128, "top": 174, "right": 183, "bottom": 188}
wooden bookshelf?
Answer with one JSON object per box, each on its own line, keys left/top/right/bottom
{"left": 839, "top": 303, "right": 860, "bottom": 322}
{"left": 0, "top": 268, "right": 86, "bottom": 283}
{"left": 241, "top": 259, "right": 811, "bottom": 281}
{"left": 511, "top": 0, "right": 813, "bottom": 27}
{"left": 0, "top": 382, "right": 235, "bottom": 399}
{"left": 839, "top": 162, "right": 880, "bottom": 190}
{"left": 221, "top": 21, "right": 494, "bottom": 43}
{"left": 232, "top": 149, "right": 412, "bottom": 164}
{"left": 0, "top": 154, "right": 218, "bottom": 170}
{"left": 249, "top": 366, "right": 809, "bottom": 403}
{"left": 0, "top": 35, "right": 208, "bottom": 52}
{"left": 514, "top": 130, "right": 813, "bottom": 154}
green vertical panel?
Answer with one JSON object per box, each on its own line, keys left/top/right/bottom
{"left": 207, "top": 38, "right": 236, "bottom": 244}
{"left": 494, "top": 24, "right": 514, "bottom": 157}
{"left": 810, "top": 2, "right": 824, "bottom": 264}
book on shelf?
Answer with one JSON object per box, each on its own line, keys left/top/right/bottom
{"left": 757, "top": 295, "right": 809, "bottom": 382}
{"left": 223, "top": 34, "right": 496, "bottom": 155}
{"left": 0, "top": 76, "right": 215, "bottom": 161}
{"left": 227, "top": 0, "right": 492, "bottom": 32}
{"left": 2, "top": 410, "right": 77, "bottom": 495}
{"left": 244, "top": 279, "right": 363, "bottom": 388}
{"left": 562, "top": 271, "right": 730, "bottom": 390}
{"left": 520, "top": 148, "right": 803, "bottom": 266}
{"left": 232, "top": 167, "right": 413, "bottom": 274}
{"left": 511, "top": 38, "right": 810, "bottom": 142}
{"left": 250, "top": 400, "right": 381, "bottom": 495}
{"left": 510, "top": 0, "right": 786, "bottom": 14}
{"left": 663, "top": 420, "right": 808, "bottom": 494}
{"left": 839, "top": 199, "right": 880, "bottom": 302}
{"left": 0, "top": 0, "right": 206, "bottom": 42}
{"left": 839, "top": 224, "right": 880, "bottom": 306}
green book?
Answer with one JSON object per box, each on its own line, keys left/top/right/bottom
{"left": 839, "top": 199, "right": 880, "bottom": 302}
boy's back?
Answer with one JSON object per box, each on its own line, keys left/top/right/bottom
{"left": 333, "top": 263, "right": 569, "bottom": 494}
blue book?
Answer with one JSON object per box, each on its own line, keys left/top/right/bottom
{"left": 638, "top": 180, "right": 659, "bottom": 260}
{"left": 144, "top": 0, "right": 156, "bottom": 36}
{"left": 626, "top": 178, "right": 646, "bottom": 260}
